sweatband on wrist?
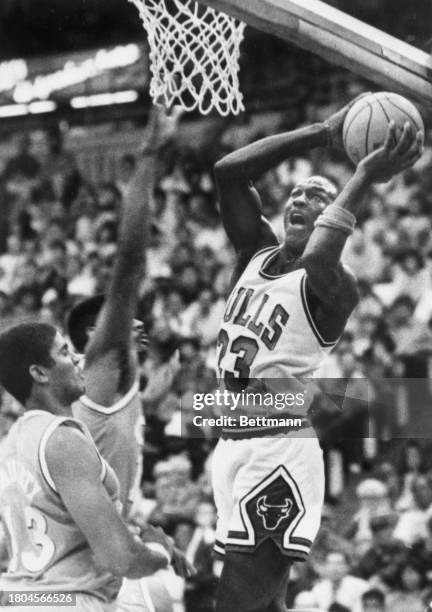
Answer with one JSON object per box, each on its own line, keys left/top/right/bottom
{"left": 146, "top": 542, "right": 171, "bottom": 565}
{"left": 314, "top": 204, "right": 356, "bottom": 235}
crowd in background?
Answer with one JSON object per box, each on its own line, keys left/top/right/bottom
{"left": 0, "top": 87, "right": 432, "bottom": 610}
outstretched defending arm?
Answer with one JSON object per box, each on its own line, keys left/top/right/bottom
{"left": 84, "top": 110, "right": 177, "bottom": 405}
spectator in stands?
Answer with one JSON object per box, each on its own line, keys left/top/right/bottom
{"left": 385, "top": 563, "right": 425, "bottom": 612}
{"left": 410, "top": 514, "right": 432, "bottom": 585}
{"left": 345, "top": 479, "right": 391, "bottom": 555}
{"left": 68, "top": 249, "right": 101, "bottom": 297}
{"left": 310, "top": 504, "right": 354, "bottom": 567}
{"left": 399, "top": 196, "right": 432, "bottom": 253}
{"left": 309, "top": 551, "right": 369, "bottom": 612}
{"left": 396, "top": 441, "right": 427, "bottom": 511}
{"left": 179, "top": 288, "right": 225, "bottom": 349}
{"left": 342, "top": 227, "right": 386, "bottom": 283}
{"left": 386, "top": 295, "right": 432, "bottom": 365}
{"left": 3, "top": 133, "right": 40, "bottom": 182}
{"left": 43, "top": 125, "right": 80, "bottom": 205}
{"left": 361, "top": 588, "right": 386, "bottom": 612}
{"left": 149, "top": 455, "right": 201, "bottom": 531}
{"left": 374, "top": 462, "right": 400, "bottom": 507}
{"left": 355, "top": 514, "right": 408, "bottom": 589}
{"left": 393, "top": 474, "right": 432, "bottom": 545}
{"left": 390, "top": 249, "right": 430, "bottom": 305}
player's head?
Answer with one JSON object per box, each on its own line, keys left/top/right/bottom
{"left": 361, "top": 589, "right": 385, "bottom": 612}
{"left": 0, "top": 323, "right": 83, "bottom": 407}
{"left": 67, "top": 295, "right": 147, "bottom": 355}
{"left": 283, "top": 175, "right": 339, "bottom": 251}
{"left": 325, "top": 550, "right": 350, "bottom": 582}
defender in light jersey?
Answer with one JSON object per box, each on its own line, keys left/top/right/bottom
{"left": 212, "top": 96, "right": 423, "bottom": 612}
{"left": 67, "top": 108, "right": 184, "bottom": 612}
{"left": 0, "top": 323, "right": 175, "bottom": 612}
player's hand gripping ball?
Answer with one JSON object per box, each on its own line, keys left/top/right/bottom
{"left": 342, "top": 92, "right": 424, "bottom": 165}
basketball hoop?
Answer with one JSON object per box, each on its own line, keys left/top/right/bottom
{"left": 127, "top": 0, "right": 245, "bottom": 116}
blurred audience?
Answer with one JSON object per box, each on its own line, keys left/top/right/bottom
{"left": 0, "top": 77, "right": 432, "bottom": 610}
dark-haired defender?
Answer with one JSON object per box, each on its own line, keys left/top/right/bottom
{"left": 212, "top": 99, "right": 423, "bottom": 612}
{"left": 67, "top": 109, "right": 182, "bottom": 612}
{"left": 0, "top": 322, "right": 176, "bottom": 611}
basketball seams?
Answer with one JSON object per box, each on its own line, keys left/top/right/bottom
{"left": 384, "top": 96, "right": 421, "bottom": 132}
{"left": 364, "top": 101, "right": 374, "bottom": 159}
{"left": 343, "top": 103, "right": 371, "bottom": 146}
{"left": 376, "top": 98, "right": 391, "bottom": 123}
{"left": 344, "top": 92, "right": 423, "bottom": 164}
{"left": 375, "top": 97, "right": 395, "bottom": 149}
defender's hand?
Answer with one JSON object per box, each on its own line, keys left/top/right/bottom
{"left": 358, "top": 121, "right": 423, "bottom": 183}
{"left": 325, "top": 93, "right": 370, "bottom": 150}
{"left": 171, "top": 548, "right": 197, "bottom": 578}
{"left": 140, "top": 524, "right": 174, "bottom": 558}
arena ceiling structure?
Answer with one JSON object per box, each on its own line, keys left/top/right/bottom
{"left": 0, "top": 0, "right": 430, "bottom": 132}
{"left": 0, "top": 0, "right": 430, "bottom": 60}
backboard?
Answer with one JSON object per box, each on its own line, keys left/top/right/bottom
{"left": 196, "top": 0, "right": 432, "bottom": 109}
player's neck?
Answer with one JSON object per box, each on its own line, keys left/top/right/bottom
{"left": 271, "top": 242, "right": 304, "bottom": 274}
{"left": 26, "top": 389, "right": 73, "bottom": 417}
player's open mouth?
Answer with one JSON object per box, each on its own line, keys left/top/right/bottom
{"left": 290, "top": 211, "right": 306, "bottom": 226}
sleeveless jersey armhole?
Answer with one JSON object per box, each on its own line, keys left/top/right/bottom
{"left": 39, "top": 418, "right": 107, "bottom": 494}
{"left": 78, "top": 380, "right": 139, "bottom": 415}
{"left": 300, "top": 274, "right": 340, "bottom": 348}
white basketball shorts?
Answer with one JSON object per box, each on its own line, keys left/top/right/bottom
{"left": 212, "top": 429, "right": 325, "bottom": 561}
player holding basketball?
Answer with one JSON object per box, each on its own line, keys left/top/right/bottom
{"left": 212, "top": 99, "right": 423, "bottom": 612}
{"left": 67, "top": 108, "right": 184, "bottom": 612}
{"left": 0, "top": 322, "right": 181, "bottom": 612}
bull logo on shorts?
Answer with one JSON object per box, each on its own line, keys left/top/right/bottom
{"left": 256, "top": 495, "right": 293, "bottom": 530}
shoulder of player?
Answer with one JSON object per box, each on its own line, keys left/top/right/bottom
{"left": 229, "top": 242, "right": 278, "bottom": 292}
{"left": 45, "top": 422, "right": 101, "bottom": 482}
{"left": 236, "top": 218, "right": 279, "bottom": 267}
{"left": 83, "top": 347, "right": 136, "bottom": 406}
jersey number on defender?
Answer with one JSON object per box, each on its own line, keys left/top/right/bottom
{"left": 3, "top": 504, "right": 55, "bottom": 573}
{"left": 217, "top": 330, "right": 259, "bottom": 391}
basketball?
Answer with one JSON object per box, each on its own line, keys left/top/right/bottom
{"left": 342, "top": 92, "right": 424, "bottom": 165}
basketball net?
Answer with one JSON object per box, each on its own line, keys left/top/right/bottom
{"left": 128, "top": 0, "right": 245, "bottom": 116}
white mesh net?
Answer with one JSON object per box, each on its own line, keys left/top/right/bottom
{"left": 128, "top": 0, "right": 245, "bottom": 116}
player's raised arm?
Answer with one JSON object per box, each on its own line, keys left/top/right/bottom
{"left": 83, "top": 109, "right": 178, "bottom": 405}
{"left": 46, "top": 424, "right": 173, "bottom": 579}
{"left": 214, "top": 121, "right": 335, "bottom": 275}
{"left": 302, "top": 118, "right": 424, "bottom": 312}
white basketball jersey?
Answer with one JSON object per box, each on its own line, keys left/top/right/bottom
{"left": 217, "top": 246, "right": 338, "bottom": 433}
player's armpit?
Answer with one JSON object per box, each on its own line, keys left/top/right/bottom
{"left": 82, "top": 346, "right": 127, "bottom": 407}
{"left": 228, "top": 215, "right": 279, "bottom": 292}
{"left": 45, "top": 425, "right": 170, "bottom": 579}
